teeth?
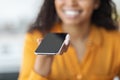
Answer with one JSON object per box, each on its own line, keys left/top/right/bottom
{"left": 64, "top": 10, "right": 80, "bottom": 16}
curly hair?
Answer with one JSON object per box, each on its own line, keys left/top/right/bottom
{"left": 29, "top": 0, "right": 118, "bottom": 35}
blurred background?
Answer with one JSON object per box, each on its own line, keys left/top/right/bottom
{"left": 0, "top": 0, "right": 43, "bottom": 80}
{"left": 0, "top": 0, "right": 119, "bottom": 80}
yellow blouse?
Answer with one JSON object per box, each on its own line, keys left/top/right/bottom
{"left": 18, "top": 24, "right": 120, "bottom": 80}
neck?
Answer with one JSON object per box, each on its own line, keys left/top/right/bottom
{"left": 62, "top": 22, "right": 91, "bottom": 42}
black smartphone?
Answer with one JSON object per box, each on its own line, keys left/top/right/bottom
{"left": 35, "top": 33, "right": 70, "bottom": 55}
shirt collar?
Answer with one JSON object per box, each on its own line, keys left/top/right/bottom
{"left": 86, "top": 25, "right": 102, "bottom": 47}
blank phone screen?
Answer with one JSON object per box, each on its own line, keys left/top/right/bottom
{"left": 35, "top": 33, "right": 67, "bottom": 54}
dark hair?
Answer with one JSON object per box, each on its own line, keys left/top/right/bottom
{"left": 29, "top": 0, "right": 118, "bottom": 35}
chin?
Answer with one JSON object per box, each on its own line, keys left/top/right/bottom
{"left": 63, "top": 20, "right": 82, "bottom": 25}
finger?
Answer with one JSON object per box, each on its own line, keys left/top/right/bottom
{"left": 59, "top": 42, "right": 70, "bottom": 55}
{"left": 63, "top": 42, "right": 70, "bottom": 52}
{"left": 64, "top": 34, "right": 70, "bottom": 45}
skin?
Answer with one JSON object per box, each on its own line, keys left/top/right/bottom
{"left": 34, "top": 0, "right": 100, "bottom": 77}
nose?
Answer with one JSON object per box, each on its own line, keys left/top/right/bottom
{"left": 66, "top": 0, "right": 78, "bottom": 6}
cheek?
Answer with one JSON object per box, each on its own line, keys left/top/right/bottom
{"left": 54, "top": 0, "right": 63, "bottom": 15}
{"left": 79, "top": 1, "right": 95, "bottom": 16}
{"left": 54, "top": 0, "right": 64, "bottom": 10}
{"left": 54, "top": 0, "right": 65, "bottom": 20}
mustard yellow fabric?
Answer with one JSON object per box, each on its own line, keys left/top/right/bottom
{"left": 18, "top": 24, "right": 120, "bottom": 80}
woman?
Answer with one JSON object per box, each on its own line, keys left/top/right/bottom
{"left": 18, "top": 0, "right": 120, "bottom": 80}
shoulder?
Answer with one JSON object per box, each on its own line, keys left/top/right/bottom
{"left": 99, "top": 28, "right": 120, "bottom": 61}
{"left": 100, "top": 28, "right": 120, "bottom": 55}
{"left": 96, "top": 27, "right": 120, "bottom": 53}
{"left": 99, "top": 27, "right": 120, "bottom": 42}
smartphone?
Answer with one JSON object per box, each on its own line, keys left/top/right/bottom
{"left": 35, "top": 33, "right": 70, "bottom": 55}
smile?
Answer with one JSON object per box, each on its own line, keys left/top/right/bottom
{"left": 63, "top": 9, "right": 82, "bottom": 18}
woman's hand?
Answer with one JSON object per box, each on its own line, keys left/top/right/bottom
{"left": 34, "top": 55, "right": 54, "bottom": 77}
{"left": 34, "top": 39, "right": 54, "bottom": 77}
{"left": 34, "top": 38, "right": 69, "bottom": 77}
